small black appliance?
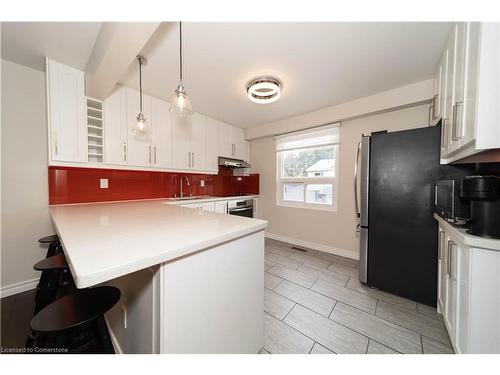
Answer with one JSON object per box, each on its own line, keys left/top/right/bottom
{"left": 461, "top": 175, "right": 500, "bottom": 239}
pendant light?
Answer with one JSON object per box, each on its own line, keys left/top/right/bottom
{"left": 170, "top": 22, "right": 193, "bottom": 116}
{"left": 134, "top": 55, "right": 150, "bottom": 139}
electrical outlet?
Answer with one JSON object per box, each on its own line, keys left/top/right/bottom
{"left": 100, "top": 178, "right": 108, "bottom": 189}
{"left": 121, "top": 305, "right": 127, "bottom": 329}
{"left": 200, "top": 180, "right": 205, "bottom": 187}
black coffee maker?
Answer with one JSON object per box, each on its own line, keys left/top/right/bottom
{"left": 461, "top": 175, "right": 500, "bottom": 239}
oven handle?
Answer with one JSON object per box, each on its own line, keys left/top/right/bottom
{"left": 229, "top": 207, "right": 253, "bottom": 212}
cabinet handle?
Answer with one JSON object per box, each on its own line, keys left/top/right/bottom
{"left": 447, "top": 240, "right": 456, "bottom": 277}
{"left": 451, "top": 103, "right": 461, "bottom": 141}
{"left": 149, "top": 146, "right": 152, "bottom": 164}
{"left": 428, "top": 104, "right": 434, "bottom": 126}
{"left": 123, "top": 143, "right": 127, "bottom": 162}
{"left": 154, "top": 146, "right": 157, "bottom": 164}
{"left": 433, "top": 94, "right": 439, "bottom": 119}
{"left": 446, "top": 240, "right": 451, "bottom": 276}
{"left": 192, "top": 152, "right": 195, "bottom": 168}
{"left": 53, "top": 132, "right": 58, "bottom": 155}
{"left": 452, "top": 101, "right": 463, "bottom": 141}
{"left": 188, "top": 151, "right": 191, "bottom": 168}
{"left": 438, "top": 230, "right": 444, "bottom": 260}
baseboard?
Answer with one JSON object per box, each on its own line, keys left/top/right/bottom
{"left": 265, "top": 232, "right": 359, "bottom": 260}
{"left": 105, "top": 317, "right": 123, "bottom": 354}
{"left": 0, "top": 278, "right": 38, "bottom": 298}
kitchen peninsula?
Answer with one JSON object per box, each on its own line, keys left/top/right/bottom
{"left": 49, "top": 199, "right": 267, "bottom": 353}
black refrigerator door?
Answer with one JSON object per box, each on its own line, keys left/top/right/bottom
{"left": 367, "top": 126, "right": 441, "bottom": 306}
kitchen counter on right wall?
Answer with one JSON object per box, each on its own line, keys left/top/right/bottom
{"left": 434, "top": 213, "right": 500, "bottom": 251}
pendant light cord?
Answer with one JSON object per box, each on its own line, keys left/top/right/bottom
{"left": 179, "top": 21, "right": 183, "bottom": 83}
{"left": 138, "top": 57, "right": 143, "bottom": 112}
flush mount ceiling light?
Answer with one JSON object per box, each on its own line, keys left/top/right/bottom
{"left": 246, "top": 77, "right": 282, "bottom": 104}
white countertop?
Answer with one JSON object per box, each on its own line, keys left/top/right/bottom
{"left": 434, "top": 213, "right": 500, "bottom": 251}
{"left": 164, "top": 195, "right": 259, "bottom": 205}
{"left": 50, "top": 199, "right": 267, "bottom": 288}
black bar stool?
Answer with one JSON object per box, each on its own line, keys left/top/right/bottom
{"left": 28, "top": 286, "right": 121, "bottom": 353}
{"left": 33, "top": 254, "right": 75, "bottom": 315}
{"left": 38, "top": 234, "right": 62, "bottom": 258}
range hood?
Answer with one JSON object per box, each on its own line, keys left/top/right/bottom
{"left": 218, "top": 157, "right": 250, "bottom": 169}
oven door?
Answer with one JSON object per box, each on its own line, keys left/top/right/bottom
{"left": 229, "top": 206, "right": 254, "bottom": 218}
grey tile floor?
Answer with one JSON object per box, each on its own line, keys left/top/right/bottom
{"left": 263, "top": 238, "right": 454, "bottom": 354}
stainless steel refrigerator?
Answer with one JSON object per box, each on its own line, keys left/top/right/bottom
{"left": 354, "top": 125, "right": 471, "bottom": 306}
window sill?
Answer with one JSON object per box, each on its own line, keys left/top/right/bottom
{"left": 276, "top": 201, "right": 337, "bottom": 212}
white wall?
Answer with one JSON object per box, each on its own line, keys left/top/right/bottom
{"left": 251, "top": 104, "right": 430, "bottom": 259}
{"left": 1, "top": 59, "right": 54, "bottom": 296}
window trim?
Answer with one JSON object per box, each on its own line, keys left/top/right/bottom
{"left": 276, "top": 143, "right": 339, "bottom": 212}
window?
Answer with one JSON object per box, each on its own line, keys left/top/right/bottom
{"left": 275, "top": 124, "right": 340, "bottom": 211}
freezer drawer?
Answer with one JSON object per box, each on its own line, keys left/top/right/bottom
{"left": 359, "top": 227, "right": 368, "bottom": 283}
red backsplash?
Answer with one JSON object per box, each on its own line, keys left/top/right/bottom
{"left": 48, "top": 166, "right": 259, "bottom": 205}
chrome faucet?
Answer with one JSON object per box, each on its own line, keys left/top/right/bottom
{"left": 180, "top": 176, "right": 191, "bottom": 198}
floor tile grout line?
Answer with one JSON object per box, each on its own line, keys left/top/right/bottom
{"left": 328, "top": 306, "right": 417, "bottom": 354}
{"left": 368, "top": 338, "right": 405, "bottom": 355}
{"left": 330, "top": 300, "right": 426, "bottom": 339}
{"left": 276, "top": 306, "right": 357, "bottom": 354}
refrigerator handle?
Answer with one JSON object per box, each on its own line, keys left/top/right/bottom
{"left": 354, "top": 141, "right": 361, "bottom": 218}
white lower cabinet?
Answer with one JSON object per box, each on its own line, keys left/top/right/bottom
{"left": 214, "top": 201, "right": 228, "bottom": 214}
{"left": 182, "top": 202, "right": 215, "bottom": 212}
{"left": 437, "top": 220, "right": 500, "bottom": 353}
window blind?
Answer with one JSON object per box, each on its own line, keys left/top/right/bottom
{"left": 275, "top": 123, "right": 340, "bottom": 151}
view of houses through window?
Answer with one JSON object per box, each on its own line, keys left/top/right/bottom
{"left": 276, "top": 124, "right": 339, "bottom": 210}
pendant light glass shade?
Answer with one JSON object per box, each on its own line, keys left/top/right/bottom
{"left": 170, "top": 22, "right": 192, "bottom": 117}
{"left": 170, "top": 83, "right": 193, "bottom": 116}
{"left": 133, "top": 56, "right": 151, "bottom": 140}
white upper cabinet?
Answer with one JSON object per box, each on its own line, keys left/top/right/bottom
{"left": 190, "top": 113, "right": 207, "bottom": 170}
{"left": 104, "top": 88, "right": 127, "bottom": 165}
{"left": 172, "top": 115, "right": 193, "bottom": 170}
{"left": 46, "top": 59, "right": 87, "bottom": 163}
{"left": 126, "top": 88, "right": 153, "bottom": 167}
{"left": 438, "top": 22, "right": 500, "bottom": 163}
{"left": 216, "top": 119, "right": 247, "bottom": 160}
{"left": 151, "top": 97, "right": 172, "bottom": 169}
{"left": 172, "top": 113, "right": 208, "bottom": 171}
{"left": 205, "top": 117, "right": 219, "bottom": 172}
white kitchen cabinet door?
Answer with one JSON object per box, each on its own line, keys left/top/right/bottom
{"left": 217, "top": 120, "right": 234, "bottom": 158}
{"left": 190, "top": 113, "right": 206, "bottom": 171}
{"left": 437, "top": 226, "right": 447, "bottom": 313}
{"left": 456, "top": 243, "right": 471, "bottom": 354}
{"left": 126, "top": 88, "right": 152, "bottom": 167}
{"left": 439, "top": 49, "right": 450, "bottom": 155}
{"left": 445, "top": 237, "right": 459, "bottom": 344}
{"left": 461, "top": 23, "right": 481, "bottom": 148}
{"left": 449, "top": 23, "right": 467, "bottom": 152}
{"left": 443, "top": 27, "right": 457, "bottom": 157}
{"left": 433, "top": 54, "right": 445, "bottom": 122}
{"left": 214, "top": 201, "right": 228, "bottom": 214}
{"left": 151, "top": 97, "right": 172, "bottom": 169}
{"left": 104, "top": 88, "right": 128, "bottom": 165}
{"left": 232, "top": 126, "right": 246, "bottom": 160}
{"left": 205, "top": 117, "right": 220, "bottom": 172}
{"left": 172, "top": 115, "right": 191, "bottom": 170}
{"left": 47, "top": 59, "right": 87, "bottom": 163}
{"left": 200, "top": 202, "right": 215, "bottom": 212}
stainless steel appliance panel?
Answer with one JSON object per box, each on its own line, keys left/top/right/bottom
{"left": 358, "top": 227, "right": 368, "bottom": 283}
{"left": 359, "top": 136, "right": 370, "bottom": 228}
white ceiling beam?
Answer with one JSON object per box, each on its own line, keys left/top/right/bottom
{"left": 85, "top": 22, "right": 160, "bottom": 100}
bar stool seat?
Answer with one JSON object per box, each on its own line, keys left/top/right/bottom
{"left": 31, "top": 286, "right": 120, "bottom": 333}
{"left": 34, "top": 254, "right": 68, "bottom": 271}
{"left": 29, "top": 286, "right": 121, "bottom": 353}
{"left": 38, "top": 234, "right": 60, "bottom": 244}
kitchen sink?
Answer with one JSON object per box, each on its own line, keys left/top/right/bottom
{"left": 165, "top": 196, "right": 208, "bottom": 201}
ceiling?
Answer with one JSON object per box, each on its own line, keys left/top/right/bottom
{"left": 1, "top": 22, "right": 102, "bottom": 71}
{"left": 120, "top": 22, "right": 451, "bottom": 128}
{"left": 1, "top": 22, "right": 451, "bottom": 129}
